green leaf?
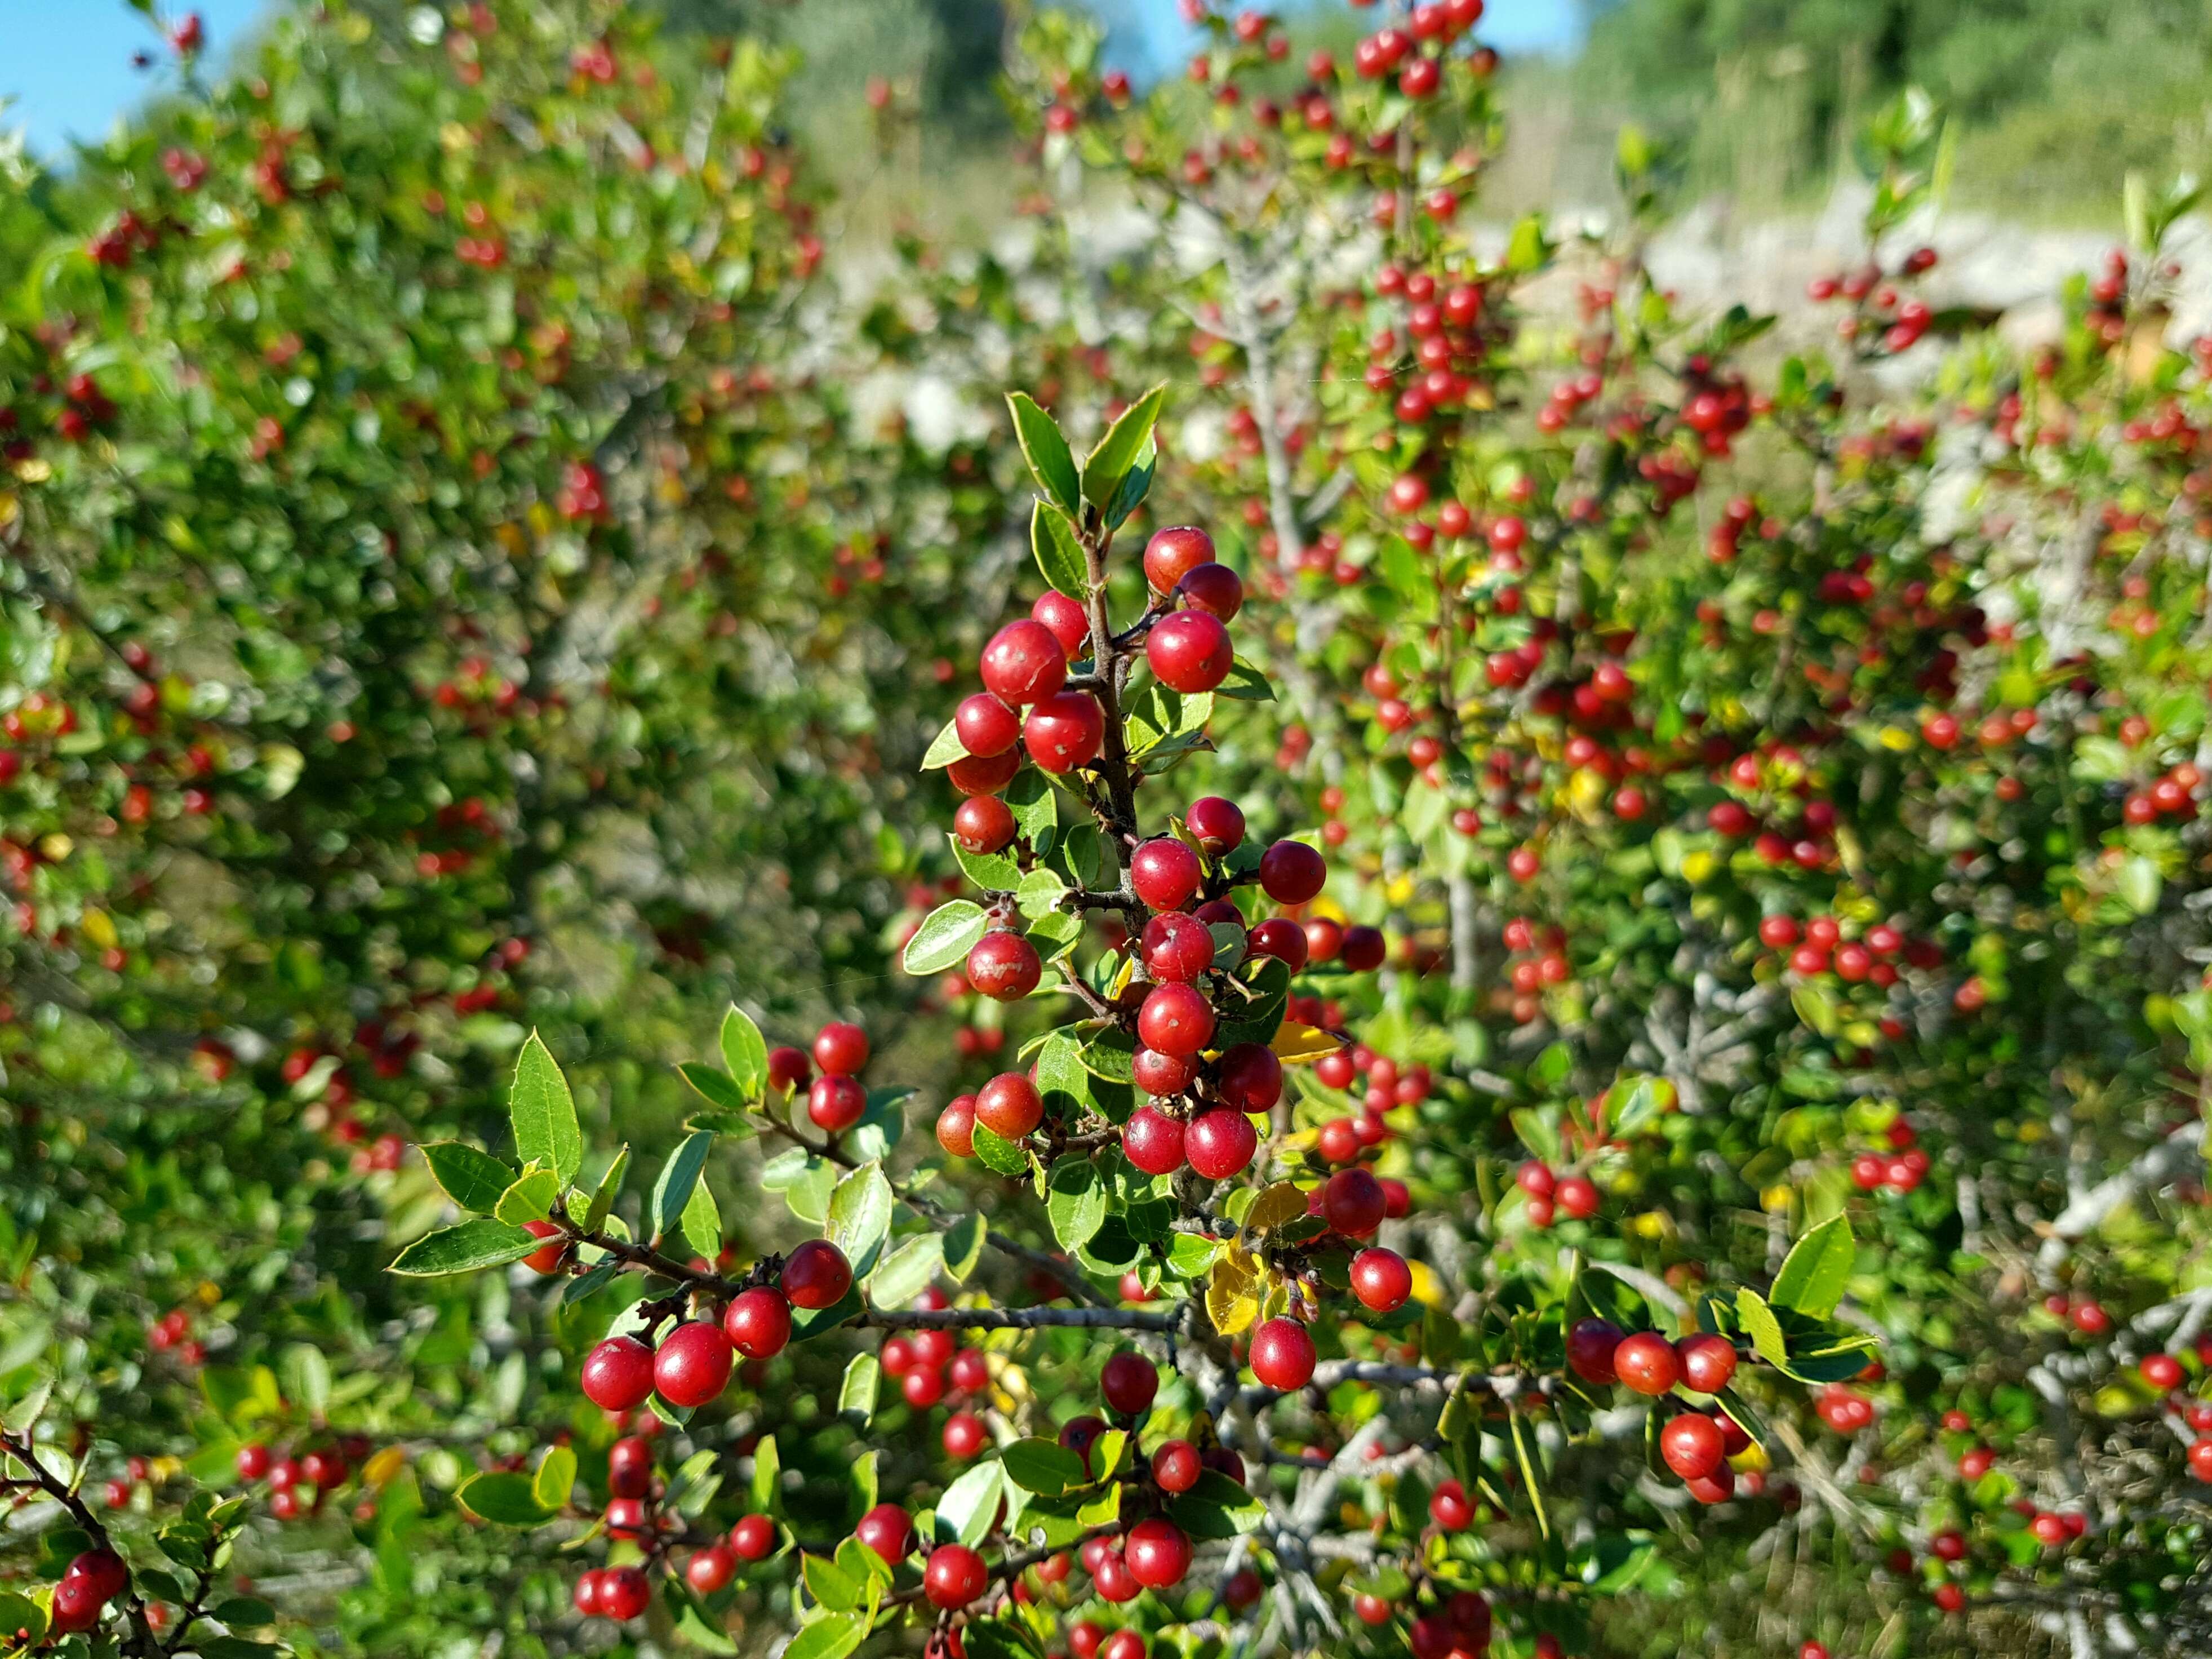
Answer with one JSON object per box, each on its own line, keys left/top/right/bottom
{"left": 211, "top": 1597, "right": 277, "bottom": 1628}
{"left": 1001, "top": 1438, "right": 1087, "bottom": 1496}
{"left": 752, "top": 1433, "right": 781, "bottom": 1511}
{"left": 903, "top": 900, "right": 989, "bottom": 975}
{"left": 921, "top": 716, "right": 969, "bottom": 770}
{"left": 680, "top": 1062, "right": 754, "bottom": 1119}
{"left": 389, "top": 1219, "right": 542, "bottom": 1276}
{"left": 510, "top": 1032, "right": 583, "bottom": 1185}
{"left": 1768, "top": 1214, "right": 1855, "bottom": 1319}
{"left": 718, "top": 1006, "right": 770, "bottom": 1099}
{"left": 495, "top": 1164, "right": 562, "bottom": 1225}
{"left": 0, "top": 1593, "right": 44, "bottom": 1648}
{"left": 954, "top": 840, "right": 1024, "bottom": 893}
{"left": 421, "top": 1142, "right": 516, "bottom": 1213}
{"left": 1081, "top": 382, "right": 1167, "bottom": 508}
{"left": 935, "top": 1461, "right": 1007, "bottom": 1546}
{"left": 279, "top": 1344, "right": 330, "bottom": 1420}
{"left": 456, "top": 1469, "right": 557, "bottom": 1525}
{"left": 1714, "top": 1387, "right": 1770, "bottom": 1453}
{"left": 828, "top": 1164, "right": 895, "bottom": 1280}
{"left": 1214, "top": 656, "right": 1275, "bottom": 702}
{"left": 580, "top": 1145, "right": 630, "bottom": 1232}
{"left": 787, "top": 1611, "right": 868, "bottom": 1659}
{"left": 803, "top": 1551, "right": 863, "bottom": 1612}
{"left": 838, "top": 1353, "right": 880, "bottom": 1427}
{"left": 680, "top": 1177, "right": 723, "bottom": 1261}
{"left": 1735, "top": 1288, "right": 1790, "bottom": 1371}
{"left": 1006, "top": 768, "right": 1058, "bottom": 845}
{"left": 1102, "top": 438, "right": 1157, "bottom": 530}
{"left": 651, "top": 1131, "right": 717, "bottom": 1243}
{"left": 1007, "top": 391, "right": 1080, "bottom": 515}
{"left": 970, "top": 1119, "right": 1031, "bottom": 1176}
{"left": 533, "top": 1444, "right": 577, "bottom": 1511}
{"left": 1166, "top": 1471, "right": 1264, "bottom": 1538}
{"left": 1509, "top": 1411, "right": 1551, "bottom": 1540}
{"left": 669, "top": 1578, "right": 741, "bottom": 1653}
{"left": 867, "top": 1232, "right": 944, "bottom": 1309}
{"left": 943, "top": 1212, "right": 987, "bottom": 1283}
{"left": 1031, "top": 499, "right": 1089, "bottom": 599}
{"left": 1046, "top": 1159, "right": 1107, "bottom": 1252}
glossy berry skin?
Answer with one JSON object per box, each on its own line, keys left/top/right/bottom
{"left": 855, "top": 1503, "right": 914, "bottom": 1563}
{"left": 581, "top": 1335, "right": 656, "bottom": 1412}
{"left": 1130, "top": 837, "right": 1204, "bottom": 911}
{"left": 687, "top": 1545, "right": 738, "bottom": 1593}
{"left": 813, "top": 1022, "right": 869, "bottom": 1075}
{"left": 1144, "top": 525, "right": 1216, "bottom": 593}
{"left": 936, "top": 1095, "right": 977, "bottom": 1158}
{"left": 1147, "top": 610, "right": 1234, "bottom": 693}
{"left": 954, "top": 693, "right": 1021, "bottom": 758}
{"left": 731, "top": 1513, "right": 776, "bottom": 1560}
{"left": 807, "top": 1073, "right": 866, "bottom": 1133}
{"left": 236, "top": 1442, "right": 273, "bottom": 1481}
{"left": 767, "top": 1046, "right": 812, "bottom": 1092}
{"left": 966, "top": 931, "right": 1042, "bottom": 1001}
{"left": 1122, "top": 1106, "right": 1188, "bottom": 1175}
{"left": 1178, "top": 561, "right": 1243, "bottom": 619}
{"left": 723, "top": 1287, "right": 793, "bottom": 1359}
{"left": 1032, "top": 589, "right": 1091, "bottom": 655}
{"left": 1090, "top": 1547, "right": 1138, "bottom": 1603}
{"left": 1186, "top": 1107, "right": 1258, "bottom": 1179}
{"left": 975, "top": 1071, "right": 1043, "bottom": 1139}
{"left": 1676, "top": 1332, "right": 1738, "bottom": 1395}
{"left": 1429, "top": 1478, "right": 1472, "bottom": 1529}
{"left": 1340, "top": 924, "right": 1386, "bottom": 972}
{"left": 599, "top": 1565, "right": 651, "bottom": 1621}
{"left": 1258, "top": 839, "right": 1326, "bottom": 904}
{"left": 1141, "top": 911, "right": 1215, "bottom": 983}
{"left": 654, "top": 1321, "right": 735, "bottom": 1408}
{"left": 1245, "top": 917, "right": 1309, "bottom": 970}
{"left": 1660, "top": 1412, "right": 1726, "bottom": 1480}
{"left": 1250, "top": 1316, "right": 1317, "bottom": 1390}
{"left": 1685, "top": 1468, "right": 1735, "bottom": 1505}
{"left": 1100, "top": 1350, "right": 1160, "bottom": 1416}
{"left": 942, "top": 1412, "right": 987, "bottom": 1460}
{"left": 1185, "top": 795, "right": 1245, "bottom": 854}
{"left": 1024, "top": 690, "right": 1105, "bottom": 773}
{"left": 1554, "top": 1173, "right": 1600, "bottom": 1219}
{"left": 1350, "top": 1247, "right": 1412, "bottom": 1312}
{"left": 925, "top": 1543, "right": 989, "bottom": 1609}
{"left": 607, "top": 1436, "right": 654, "bottom": 1499}
{"left": 980, "top": 619, "right": 1068, "bottom": 706}
{"left": 1614, "top": 1332, "right": 1683, "bottom": 1396}
{"left": 1137, "top": 982, "right": 1214, "bottom": 1057}
{"left": 953, "top": 795, "right": 1018, "bottom": 855}
{"left": 781, "top": 1239, "right": 853, "bottom": 1310}
{"left": 522, "top": 1218, "right": 568, "bottom": 1274}
{"left": 1321, "top": 1166, "right": 1387, "bottom": 1236}
{"left": 947, "top": 748, "right": 1021, "bottom": 797}
{"left": 1565, "top": 1317, "right": 1625, "bottom": 1385}
{"left": 1132, "top": 1046, "right": 1199, "bottom": 1097}
{"left": 64, "top": 1550, "right": 128, "bottom": 1607}
{"left": 1151, "top": 1439, "right": 1201, "bottom": 1493}
{"left": 1216, "top": 1042, "right": 1283, "bottom": 1112}
{"left": 572, "top": 1570, "right": 603, "bottom": 1617}
{"left": 1123, "top": 1518, "right": 1192, "bottom": 1589}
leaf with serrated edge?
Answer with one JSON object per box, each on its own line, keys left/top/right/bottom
{"left": 1768, "top": 1213, "right": 1854, "bottom": 1319}
{"left": 1735, "top": 1288, "right": 1791, "bottom": 1370}
{"left": 510, "top": 1032, "right": 583, "bottom": 1184}
{"left": 1081, "top": 382, "right": 1166, "bottom": 507}
{"left": 1031, "top": 498, "right": 1088, "bottom": 597}
{"left": 421, "top": 1142, "right": 516, "bottom": 1214}
{"left": 1007, "top": 392, "right": 1080, "bottom": 514}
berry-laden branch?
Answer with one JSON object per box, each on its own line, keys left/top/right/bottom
{"left": 1, "top": 1428, "right": 159, "bottom": 1652}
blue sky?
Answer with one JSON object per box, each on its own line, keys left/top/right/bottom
{"left": 2, "top": 0, "right": 1581, "bottom": 156}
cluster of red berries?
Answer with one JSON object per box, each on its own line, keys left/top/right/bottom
{"left": 145, "top": 1307, "right": 205, "bottom": 1367}
{"left": 233, "top": 1437, "right": 365, "bottom": 1520}
{"left": 47, "top": 1549, "right": 130, "bottom": 1636}
{"left": 1807, "top": 247, "right": 1940, "bottom": 355}
{"left": 1565, "top": 1319, "right": 1745, "bottom": 1502}
{"left": 762, "top": 1020, "right": 872, "bottom": 1135}
{"left": 1513, "top": 1160, "right": 1598, "bottom": 1229}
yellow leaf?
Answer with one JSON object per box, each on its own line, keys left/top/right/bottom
{"left": 1271, "top": 1023, "right": 1342, "bottom": 1064}
{"left": 1207, "top": 1253, "right": 1259, "bottom": 1337}
{"left": 1407, "top": 1259, "right": 1445, "bottom": 1308}
{"left": 363, "top": 1445, "right": 408, "bottom": 1488}
{"left": 1243, "top": 1182, "right": 1310, "bottom": 1235}
{"left": 81, "top": 908, "right": 118, "bottom": 951}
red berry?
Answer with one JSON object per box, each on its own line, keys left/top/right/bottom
{"left": 1141, "top": 911, "right": 1216, "bottom": 983}
{"left": 581, "top": 1335, "right": 656, "bottom": 1411}
{"left": 925, "top": 1543, "right": 989, "bottom": 1609}
{"left": 975, "top": 1071, "right": 1044, "bottom": 1139}
{"left": 2142, "top": 1352, "right": 2184, "bottom": 1390}
{"left": 1250, "top": 1316, "right": 1317, "bottom": 1390}
{"left": 1566, "top": 1317, "right": 1625, "bottom": 1386}
{"left": 1258, "top": 839, "right": 1326, "bottom": 904}
{"left": 954, "top": 693, "right": 1022, "bottom": 758}
{"left": 1152, "top": 1439, "right": 1201, "bottom": 1492}
{"left": 942, "top": 1411, "right": 987, "bottom": 1460}
{"left": 1216, "top": 1042, "right": 1283, "bottom": 1112}
{"left": 1144, "top": 525, "right": 1216, "bottom": 593}
{"left": 1137, "top": 983, "right": 1215, "bottom": 1057}
{"left": 731, "top": 1513, "right": 776, "bottom": 1560}
{"left": 1675, "top": 1333, "right": 1738, "bottom": 1395}
{"left": 1122, "top": 1105, "right": 1189, "bottom": 1175}
{"left": 687, "top": 1545, "right": 738, "bottom": 1593}
{"left": 599, "top": 1565, "right": 650, "bottom": 1620}
{"left": 1130, "top": 837, "right": 1204, "bottom": 911}
{"left": 1132, "top": 1046, "right": 1200, "bottom": 1098}
{"left": 1032, "top": 590, "right": 1091, "bottom": 655}
{"left": 1185, "top": 795, "right": 1246, "bottom": 854}
{"left": 1025, "top": 690, "right": 1105, "bottom": 773}
{"left": 855, "top": 1503, "right": 914, "bottom": 1563}
{"left": 1147, "top": 610, "right": 1234, "bottom": 694}
{"left": 948, "top": 748, "right": 1022, "bottom": 797}
{"left": 607, "top": 1436, "right": 653, "bottom": 1498}
{"left": 781, "top": 1239, "right": 852, "bottom": 1310}
{"left": 723, "top": 1287, "right": 793, "bottom": 1359}
{"left": 814, "top": 1022, "right": 869, "bottom": 1075}
{"left": 1660, "top": 1412, "right": 1726, "bottom": 1480}
{"left": 1321, "top": 1166, "right": 1387, "bottom": 1236}
{"left": 1179, "top": 562, "right": 1243, "bottom": 619}
{"left": 1186, "top": 1107, "right": 1258, "bottom": 1179}
{"left": 1554, "top": 1174, "right": 1599, "bottom": 1219}
{"left": 936, "top": 1095, "right": 977, "bottom": 1158}
{"left": 954, "top": 795, "right": 1018, "bottom": 855}
{"left": 1123, "top": 1517, "right": 1191, "bottom": 1588}
{"left": 654, "top": 1320, "right": 735, "bottom": 1408}
{"left": 767, "top": 1046, "right": 812, "bottom": 1092}
{"left": 1350, "top": 1247, "right": 1412, "bottom": 1312}
{"left": 980, "top": 619, "right": 1069, "bottom": 706}
{"left": 1428, "top": 1478, "right": 1472, "bottom": 1529}
{"left": 1614, "top": 1332, "right": 1682, "bottom": 1396}
{"left": 1246, "top": 916, "right": 1309, "bottom": 970}
{"left": 808, "top": 1072, "right": 867, "bottom": 1132}
{"left": 1100, "top": 1350, "right": 1160, "bottom": 1416}
{"left": 966, "top": 930, "right": 1042, "bottom": 1001}
{"left": 522, "top": 1218, "right": 568, "bottom": 1274}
